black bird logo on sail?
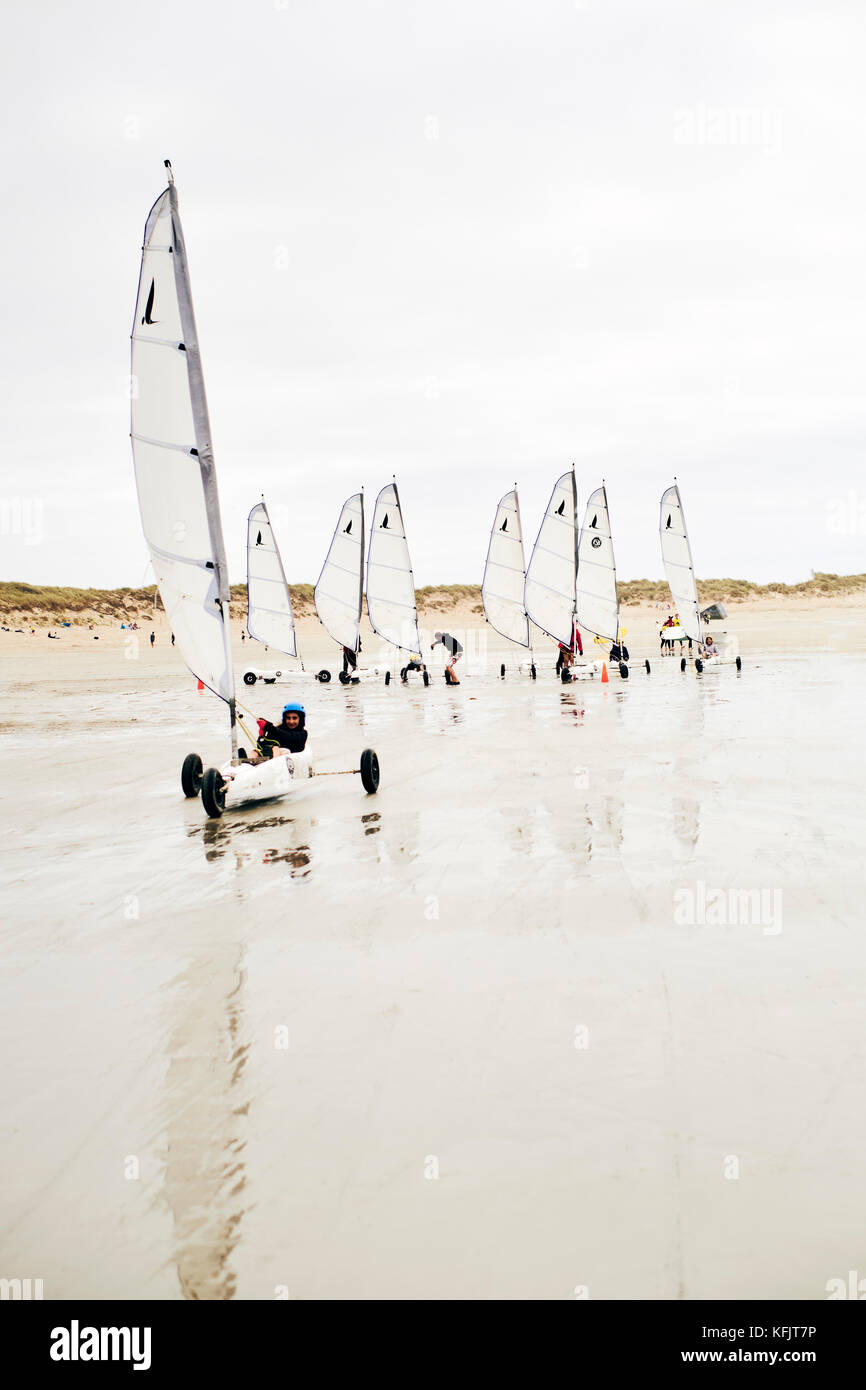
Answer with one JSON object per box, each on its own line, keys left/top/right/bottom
{"left": 141, "top": 279, "right": 157, "bottom": 326}
{"left": 381, "top": 513, "right": 390, "bottom": 529}
{"left": 666, "top": 514, "right": 672, "bottom": 529}
{"left": 256, "top": 531, "right": 263, "bottom": 545}
{"left": 500, "top": 518, "right": 508, "bottom": 532}
{"left": 590, "top": 514, "right": 598, "bottom": 528}
{"left": 556, "top": 501, "right": 565, "bottom": 516}
{"left": 344, "top": 519, "right": 353, "bottom": 534}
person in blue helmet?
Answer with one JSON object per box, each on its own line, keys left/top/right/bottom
{"left": 244, "top": 702, "right": 308, "bottom": 762}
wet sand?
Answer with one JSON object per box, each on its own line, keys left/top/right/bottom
{"left": 1, "top": 601, "right": 864, "bottom": 1299}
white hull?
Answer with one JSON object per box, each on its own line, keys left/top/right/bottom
{"left": 221, "top": 749, "right": 314, "bottom": 808}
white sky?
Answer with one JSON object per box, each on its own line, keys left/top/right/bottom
{"left": 1, "top": 0, "right": 864, "bottom": 587}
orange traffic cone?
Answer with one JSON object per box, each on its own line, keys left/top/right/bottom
{"left": 601, "top": 662, "right": 609, "bottom": 683}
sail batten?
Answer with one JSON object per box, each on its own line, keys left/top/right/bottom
{"left": 659, "top": 483, "right": 702, "bottom": 641}
{"left": 314, "top": 492, "right": 365, "bottom": 651}
{"left": 365, "top": 482, "right": 421, "bottom": 655}
{"left": 130, "top": 180, "right": 234, "bottom": 707}
{"left": 524, "top": 471, "right": 577, "bottom": 646}
{"left": 576, "top": 484, "right": 620, "bottom": 642}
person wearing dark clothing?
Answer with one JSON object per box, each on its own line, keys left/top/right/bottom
{"left": 251, "top": 702, "right": 308, "bottom": 760}
{"left": 150, "top": 631, "right": 155, "bottom": 647}
{"left": 431, "top": 630, "right": 463, "bottom": 684}
{"left": 342, "top": 642, "right": 359, "bottom": 674}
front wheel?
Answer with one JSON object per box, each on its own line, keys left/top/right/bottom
{"left": 201, "top": 767, "right": 226, "bottom": 818}
{"left": 243, "top": 672, "right": 257, "bottom": 686}
{"left": 530, "top": 663, "right": 537, "bottom": 680}
{"left": 680, "top": 657, "right": 687, "bottom": 672}
{"left": 181, "top": 752, "right": 203, "bottom": 798}
{"left": 736, "top": 656, "right": 742, "bottom": 671}
{"left": 317, "top": 669, "right": 331, "bottom": 683}
{"left": 619, "top": 662, "right": 629, "bottom": 679}
{"left": 500, "top": 663, "right": 505, "bottom": 678}
{"left": 645, "top": 659, "right": 651, "bottom": 674}
{"left": 423, "top": 670, "right": 430, "bottom": 686}
{"left": 360, "top": 748, "right": 380, "bottom": 794}
{"left": 384, "top": 671, "right": 390, "bottom": 685}
{"left": 695, "top": 658, "right": 703, "bottom": 673}
{"left": 338, "top": 670, "right": 350, "bottom": 685}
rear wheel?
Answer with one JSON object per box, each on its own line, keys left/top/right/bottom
{"left": 560, "top": 669, "right": 571, "bottom": 683}
{"left": 619, "top": 662, "right": 629, "bottom": 679}
{"left": 530, "top": 663, "right": 537, "bottom": 680}
{"left": 338, "top": 670, "right": 350, "bottom": 685}
{"left": 201, "top": 767, "right": 226, "bottom": 818}
{"left": 645, "top": 659, "right": 651, "bottom": 674}
{"left": 695, "top": 658, "right": 703, "bottom": 673}
{"left": 680, "top": 657, "right": 687, "bottom": 672}
{"left": 181, "top": 752, "right": 203, "bottom": 798}
{"left": 423, "top": 670, "right": 430, "bottom": 686}
{"left": 360, "top": 748, "right": 380, "bottom": 794}
{"left": 736, "top": 656, "right": 742, "bottom": 671}
{"left": 317, "top": 669, "right": 331, "bottom": 683}
{"left": 500, "top": 663, "right": 506, "bottom": 678}
{"left": 384, "top": 671, "right": 390, "bottom": 685}
{"left": 243, "top": 672, "right": 256, "bottom": 686}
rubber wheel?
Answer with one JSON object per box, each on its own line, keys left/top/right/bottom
{"left": 384, "top": 671, "right": 390, "bottom": 685}
{"left": 243, "top": 672, "right": 256, "bottom": 685}
{"left": 500, "top": 663, "right": 505, "bottom": 678}
{"left": 264, "top": 678, "right": 276, "bottom": 684}
{"left": 400, "top": 667, "right": 407, "bottom": 682}
{"left": 680, "top": 657, "right": 687, "bottom": 672}
{"left": 560, "top": 669, "right": 571, "bottom": 683}
{"left": 181, "top": 752, "right": 203, "bottom": 798}
{"left": 423, "top": 670, "right": 430, "bottom": 686}
{"left": 619, "top": 662, "right": 629, "bottom": 679}
{"left": 736, "top": 656, "right": 742, "bottom": 671}
{"left": 201, "top": 767, "right": 226, "bottom": 818}
{"left": 317, "top": 669, "right": 331, "bottom": 683}
{"left": 338, "top": 671, "right": 350, "bottom": 685}
{"left": 695, "top": 658, "right": 703, "bottom": 673}
{"left": 645, "top": 659, "right": 651, "bottom": 674}
{"left": 360, "top": 748, "right": 380, "bottom": 794}
{"left": 530, "top": 664, "right": 537, "bottom": 680}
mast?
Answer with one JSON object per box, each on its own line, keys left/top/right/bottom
{"left": 166, "top": 165, "right": 237, "bottom": 762}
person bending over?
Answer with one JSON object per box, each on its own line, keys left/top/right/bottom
{"left": 431, "top": 631, "right": 463, "bottom": 684}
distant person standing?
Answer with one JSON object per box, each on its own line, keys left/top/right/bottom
{"left": 171, "top": 632, "right": 175, "bottom": 646}
{"left": 150, "top": 631, "right": 155, "bottom": 648}
{"left": 241, "top": 629, "right": 245, "bottom": 642}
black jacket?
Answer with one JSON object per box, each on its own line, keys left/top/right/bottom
{"left": 259, "top": 721, "right": 308, "bottom": 753}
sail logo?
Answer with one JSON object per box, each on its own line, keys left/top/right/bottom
{"left": 673, "top": 882, "right": 782, "bottom": 935}
{"left": 0, "top": 1277, "right": 43, "bottom": 1299}
{"left": 591, "top": 536, "right": 602, "bottom": 548}
{"left": 50, "top": 1321, "right": 151, "bottom": 1371}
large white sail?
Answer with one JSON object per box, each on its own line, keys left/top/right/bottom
{"left": 577, "top": 485, "right": 620, "bottom": 642}
{"left": 482, "top": 489, "right": 530, "bottom": 647}
{"left": 246, "top": 500, "right": 297, "bottom": 656}
{"left": 314, "top": 492, "right": 365, "bottom": 651}
{"left": 524, "top": 470, "right": 577, "bottom": 646}
{"left": 659, "top": 483, "right": 701, "bottom": 641}
{"left": 130, "top": 168, "right": 235, "bottom": 710}
{"left": 365, "top": 482, "right": 421, "bottom": 655}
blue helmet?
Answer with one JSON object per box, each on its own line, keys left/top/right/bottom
{"left": 281, "top": 700, "right": 305, "bottom": 727}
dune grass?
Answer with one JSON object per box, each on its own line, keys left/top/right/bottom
{"left": 2, "top": 573, "right": 864, "bottom": 623}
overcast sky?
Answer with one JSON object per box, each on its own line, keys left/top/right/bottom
{"left": 1, "top": 0, "right": 864, "bottom": 588}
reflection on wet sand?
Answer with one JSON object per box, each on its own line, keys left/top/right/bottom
{"left": 161, "top": 945, "right": 249, "bottom": 1300}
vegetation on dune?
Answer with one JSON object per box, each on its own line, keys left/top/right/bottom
{"left": 2, "top": 573, "right": 865, "bottom": 624}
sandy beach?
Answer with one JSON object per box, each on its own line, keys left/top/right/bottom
{"left": 1, "top": 596, "right": 864, "bottom": 1299}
